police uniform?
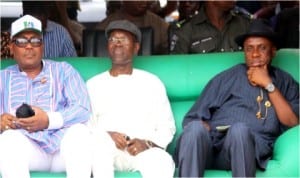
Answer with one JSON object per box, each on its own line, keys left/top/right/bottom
{"left": 170, "top": 5, "right": 252, "bottom": 54}
{"left": 168, "top": 12, "right": 198, "bottom": 53}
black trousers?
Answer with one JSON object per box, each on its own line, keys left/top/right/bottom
{"left": 175, "top": 121, "right": 256, "bottom": 177}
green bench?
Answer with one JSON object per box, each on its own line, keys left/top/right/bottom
{"left": 1, "top": 49, "right": 299, "bottom": 177}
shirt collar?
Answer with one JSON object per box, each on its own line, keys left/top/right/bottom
{"left": 14, "top": 60, "right": 46, "bottom": 76}
{"left": 44, "top": 20, "right": 55, "bottom": 33}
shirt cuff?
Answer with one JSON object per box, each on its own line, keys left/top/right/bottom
{"left": 47, "top": 112, "right": 64, "bottom": 130}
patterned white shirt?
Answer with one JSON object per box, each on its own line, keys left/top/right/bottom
{"left": 0, "top": 60, "right": 91, "bottom": 153}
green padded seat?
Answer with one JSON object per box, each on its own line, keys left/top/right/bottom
{"left": 1, "top": 49, "right": 298, "bottom": 178}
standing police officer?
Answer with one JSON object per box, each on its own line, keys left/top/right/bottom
{"left": 170, "top": 1, "right": 252, "bottom": 54}
{"left": 168, "top": 1, "right": 201, "bottom": 52}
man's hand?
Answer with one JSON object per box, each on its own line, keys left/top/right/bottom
{"left": 127, "top": 138, "right": 148, "bottom": 156}
{"left": 107, "top": 132, "right": 151, "bottom": 156}
{"left": 201, "top": 120, "right": 211, "bottom": 131}
{"left": 108, "top": 131, "right": 128, "bottom": 150}
{"left": 247, "top": 65, "right": 272, "bottom": 87}
{"left": 15, "top": 106, "right": 49, "bottom": 132}
{"left": 0, "top": 113, "right": 18, "bottom": 132}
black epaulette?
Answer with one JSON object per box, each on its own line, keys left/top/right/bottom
{"left": 175, "top": 11, "right": 199, "bottom": 29}
{"left": 175, "top": 19, "right": 185, "bottom": 28}
{"left": 232, "top": 6, "right": 254, "bottom": 20}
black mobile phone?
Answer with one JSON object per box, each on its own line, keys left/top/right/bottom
{"left": 16, "top": 103, "right": 35, "bottom": 118}
{"left": 125, "top": 135, "right": 131, "bottom": 141}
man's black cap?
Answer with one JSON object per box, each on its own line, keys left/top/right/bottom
{"left": 105, "top": 20, "right": 141, "bottom": 43}
{"left": 235, "top": 19, "right": 278, "bottom": 48}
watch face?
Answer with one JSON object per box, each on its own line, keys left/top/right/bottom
{"left": 266, "top": 83, "right": 275, "bottom": 92}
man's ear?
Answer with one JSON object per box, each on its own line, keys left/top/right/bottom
{"left": 134, "top": 42, "right": 140, "bottom": 55}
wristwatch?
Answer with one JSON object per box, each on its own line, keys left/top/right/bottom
{"left": 145, "top": 140, "right": 154, "bottom": 148}
{"left": 265, "top": 83, "right": 275, "bottom": 93}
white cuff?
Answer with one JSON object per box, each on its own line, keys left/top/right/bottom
{"left": 47, "top": 112, "right": 64, "bottom": 130}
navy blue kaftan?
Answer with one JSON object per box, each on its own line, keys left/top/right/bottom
{"left": 183, "top": 64, "right": 299, "bottom": 169}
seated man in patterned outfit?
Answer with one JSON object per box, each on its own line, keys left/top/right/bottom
{"left": 0, "top": 15, "right": 92, "bottom": 178}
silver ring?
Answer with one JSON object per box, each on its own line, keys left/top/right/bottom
{"left": 134, "top": 147, "right": 137, "bottom": 152}
{"left": 12, "top": 120, "right": 17, "bottom": 127}
{"left": 5, "top": 125, "right": 10, "bottom": 130}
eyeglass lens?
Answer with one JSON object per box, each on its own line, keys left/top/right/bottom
{"left": 108, "top": 37, "right": 130, "bottom": 44}
{"left": 13, "top": 37, "right": 42, "bottom": 48}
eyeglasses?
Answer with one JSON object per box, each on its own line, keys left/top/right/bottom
{"left": 12, "top": 37, "right": 43, "bottom": 48}
{"left": 108, "top": 36, "right": 131, "bottom": 45}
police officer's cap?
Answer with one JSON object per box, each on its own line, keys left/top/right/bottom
{"left": 105, "top": 20, "right": 141, "bottom": 43}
